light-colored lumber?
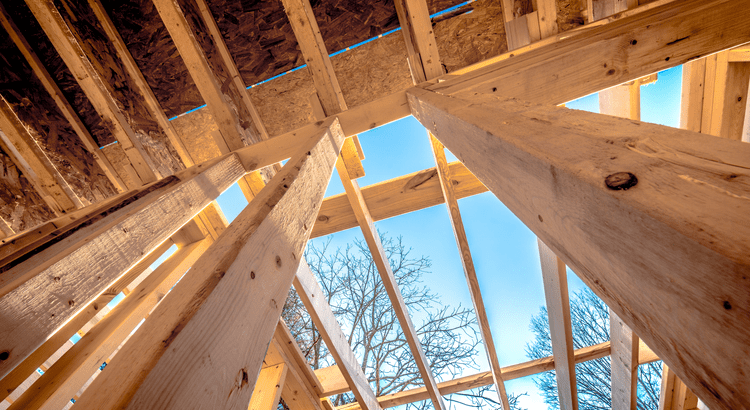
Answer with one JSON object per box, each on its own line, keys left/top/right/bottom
{"left": 428, "top": 0, "right": 750, "bottom": 103}
{"left": 0, "top": 2, "right": 126, "bottom": 192}
{"left": 0, "top": 152, "right": 245, "bottom": 380}
{"left": 8, "top": 236, "right": 211, "bottom": 410}
{"left": 266, "top": 339, "right": 323, "bottom": 410}
{"left": 430, "top": 133, "right": 510, "bottom": 410}
{"left": 0, "top": 238, "right": 172, "bottom": 402}
{"left": 338, "top": 340, "right": 660, "bottom": 410}
{"left": 274, "top": 321, "right": 326, "bottom": 398}
{"left": 193, "top": 0, "right": 269, "bottom": 140}
{"left": 312, "top": 161, "right": 486, "bottom": 238}
{"left": 728, "top": 47, "right": 750, "bottom": 62}
{"left": 659, "top": 364, "right": 700, "bottom": 410}
{"left": 87, "top": 0, "right": 194, "bottom": 168}
{"left": 535, "top": 0, "right": 558, "bottom": 39}
{"left": 680, "top": 59, "right": 707, "bottom": 132}
{"left": 393, "top": 0, "right": 443, "bottom": 82}
{"left": 315, "top": 365, "right": 350, "bottom": 396}
{"left": 73, "top": 119, "right": 344, "bottom": 410}
{"left": 537, "top": 239, "right": 577, "bottom": 410}
{"left": 152, "top": 0, "right": 255, "bottom": 151}
{"left": 408, "top": 87, "right": 750, "bottom": 410}
{"left": 23, "top": 0, "right": 157, "bottom": 185}
{"left": 294, "top": 261, "right": 381, "bottom": 410}
{"left": 0, "top": 96, "right": 81, "bottom": 214}
{"left": 711, "top": 60, "right": 750, "bottom": 140}
{"left": 249, "top": 363, "right": 287, "bottom": 410}
{"left": 592, "top": 0, "right": 638, "bottom": 21}
{"left": 610, "top": 309, "right": 639, "bottom": 410}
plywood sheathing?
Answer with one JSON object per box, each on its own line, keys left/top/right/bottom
{"left": 54, "top": 0, "right": 184, "bottom": 178}
{"left": 0, "top": 17, "right": 117, "bottom": 205}
{"left": 3, "top": 1, "right": 114, "bottom": 148}
{"left": 556, "top": 0, "right": 586, "bottom": 31}
{"left": 0, "top": 147, "right": 55, "bottom": 233}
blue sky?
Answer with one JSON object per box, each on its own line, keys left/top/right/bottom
{"left": 212, "top": 66, "right": 684, "bottom": 409}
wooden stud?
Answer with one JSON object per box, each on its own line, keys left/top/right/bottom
{"left": 535, "top": 0, "right": 559, "bottom": 39}
{"left": 294, "top": 261, "right": 381, "bottom": 410}
{"left": 430, "top": 133, "right": 511, "bottom": 410}
{"left": 0, "top": 96, "right": 81, "bottom": 215}
{"left": 408, "top": 87, "right": 750, "bottom": 409}
{"left": 0, "top": 152, "right": 245, "bottom": 380}
{"left": 87, "top": 0, "right": 194, "bottom": 168}
{"left": 249, "top": 364, "right": 287, "bottom": 410}
{"left": 537, "top": 239, "right": 577, "bottom": 410}
{"left": 24, "top": 0, "right": 157, "bottom": 185}
{"left": 274, "top": 321, "right": 326, "bottom": 400}
{"left": 393, "top": 0, "right": 443, "bottom": 83}
{"left": 0, "top": 2, "right": 126, "bottom": 192}
{"left": 7, "top": 236, "right": 212, "bottom": 410}
{"left": 610, "top": 309, "right": 639, "bottom": 410}
{"left": 72, "top": 119, "right": 344, "bottom": 410}
{"left": 152, "top": 0, "right": 254, "bottom": 151}
{"left": 680, "top": 58, "right": 707, "bottom": 132}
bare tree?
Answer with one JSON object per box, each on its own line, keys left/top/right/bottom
{"left": 282, "top": 232, "right": 524, "bottom": 410}
{"left": 525, "top": 287, "right": 662, "bottom": 410}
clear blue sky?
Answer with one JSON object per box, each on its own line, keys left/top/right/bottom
{"left": 212, "top": 66, "right": 684, "bottom": 409}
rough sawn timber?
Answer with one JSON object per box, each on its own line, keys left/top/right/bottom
{"left": 408, "top": 88, "right": 750, "bottom": 410}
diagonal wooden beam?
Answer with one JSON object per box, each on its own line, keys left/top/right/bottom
{"left": 294, "top": 261, "right": 381, "bottom": 410}
{"left": 408, "top": 87, "right": 750, "bottom": 409}
{"left": 72, "top": 119, "right": 344, "bottom": 410}
{"left": 393, "top": 0, "right": 443, "bottom": 83}
{"left": 0, "top": 96, "right": 81, "bottom": 215}
{"left": 538, "top": 239, "right": 578, "bottom": 410}
{"left": 0, "top": 2, "right": 126, "bottom": 192}
{"left": 250, "top": 363, "right": 287, "bottom": 410}
{"left": 24, "top": 0, "right": 157, "bottom": 185}
{"left": 152, "top": 0, "right": 258, "bottom": 151}
{"left": 87, "top": 0, "right": 194, "bottom": 168}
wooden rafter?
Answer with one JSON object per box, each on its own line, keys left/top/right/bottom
{"left": 24, "top": 0, "right": 158, "bottom": 186}
{"left": 250, "top": 363, "right": 287, "bottom": 410}
{"left": 0, "top": 2, "right": 127, "bottom": 192}
{"left": 0, "top": 96, "right": 82, "bottom": 215}
{"left": 408, "top": 87, "right": 750, "bottom": 409}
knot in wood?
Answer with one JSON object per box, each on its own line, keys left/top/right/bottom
{"left": 605, "top": 172, "right": 638, "bottom": 191}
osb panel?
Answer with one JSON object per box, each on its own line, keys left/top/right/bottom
{"left": 3, "top": 1, "right": 113, "bottom": 147}
{"left": 334, "top": 30, "right": 412, "bottom": 109}
{"left": 557, "top": 0, "right": 586, "bottom": 31}
{"left": 248, "top": 68, "right": 317, "bottom": 137}
{"left": 170, "top": 109, "right": 224, "bottom": 164}
{"left": 57, "top": 0, "right": 184, "bottom": 177}
{"left": 435, "top": 0, "right": 508, "bottom": 73}
{"left": 0, "top": 20, "right": 117, "bottom": 205}
{"left": 0, "top": 147, "right": 55, "bottom": 234}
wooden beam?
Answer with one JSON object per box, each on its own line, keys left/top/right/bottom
{"left": 0, "top": 238, "right": 172, "bottom": 402}
{"left": 294, "top": 261, "right": 381, "bottom": 410}
{"left": 537, "top": 239, "right": 577, "bottom": 410}
{"left": 72, "top": 119, "right": 344, "bottom": 410}
{"left": 659, "top": 364, "right": 700, "bottom": 410}
{"left": 429, "top": 133, "right": 511, "bottom": 410}
{"left": 393, "top": 0, "right": 443, "bottom": 83}
{"left": 680, "top": 58, "right": 707, "bottom": 132}
{"left": 24, "top": 0, "right": 157, "bottom": 185}
{"left": 535, "top": 0, "right": 559, "bottom": 39}
{"left": 610, "top": 309, "right": 639, "bottom": 410}
{"left": 266, "top": 337, "right": 323, "bottom": 410}
{"left": 0, "top": 152, "right": 246, "bottom": 380}
{"left": 337, "top": 340, "right": 660, "bottom": 410}
{"left": 428, "top": 0, "right": 750, "bottom": 103}
{"left": 0, "top": 96, "right": 81, "bottom": 215}
{"left": 274, "top": 321, "right": 326, "bottom": 398}
{"left": 152, "top": 0, "right": 255, "bottom": 151}
{"left": 408, "top": 87, "right": 750, "bottom": 409}
{"left": 7, "top": 234, "right": 212, "bottom": 410}
{"left": 0, "top": 2, "right": 126, "bottom": 192}
{"left": 87, "top": 0, "right": 194, "bottom": 168}
{"left": 249, "top": 363, "right": 287, "bottom": 410}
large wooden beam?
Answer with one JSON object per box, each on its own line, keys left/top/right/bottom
{"left": 429, "top": 0, "right": 750, "bottom": 102}
{"left": 73, "top": 119, "right": 344, "bottom": 410}
{"left": 538, "top": 239, "right": 577, "bottom": 410}
{"left": 408, "top": 87, "right": 750, "bottom": 409}
{"left": 24, "top": 0, "right": 157, "bottom": 185}
{"left": 0, "top": 96, "right": 81, "bottom": 215}
{"left": 0, "top": 2, "right": 126, "bottom": 192}
{"left": 294, "top": 262, "right": 381, "bottom": 410}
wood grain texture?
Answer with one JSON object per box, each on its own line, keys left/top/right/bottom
{"left": 249, "top": 364, "right": 287, "bottom": 410}
{"left": 610, "top": 308, "right": 639, "bottom": 410}
{"left": 538, "top": 239, "right": 577, "bottom": 410}
{"left": 294, "top": 261, "right": 381, "bottom": 410}
{"left": 408, "top": 88, "right": 750, "bottom": 409}
{"left": 0, "top": 153, "right": 244, "bottom": 381}
{"left": 72, "top": 119, "right": 343, "bottom": 410}
{"left": 429, "top": 0, "right": 750, "bottom": 103}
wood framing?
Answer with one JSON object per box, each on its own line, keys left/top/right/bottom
{"left": 408, "top": 87, "right": 750, "bottom": 409}
{"left": 610, "top": 309, "right": 639, "bottom": 410}
{"left": 249, "top": 363, "right": 287, "bottom": 410}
